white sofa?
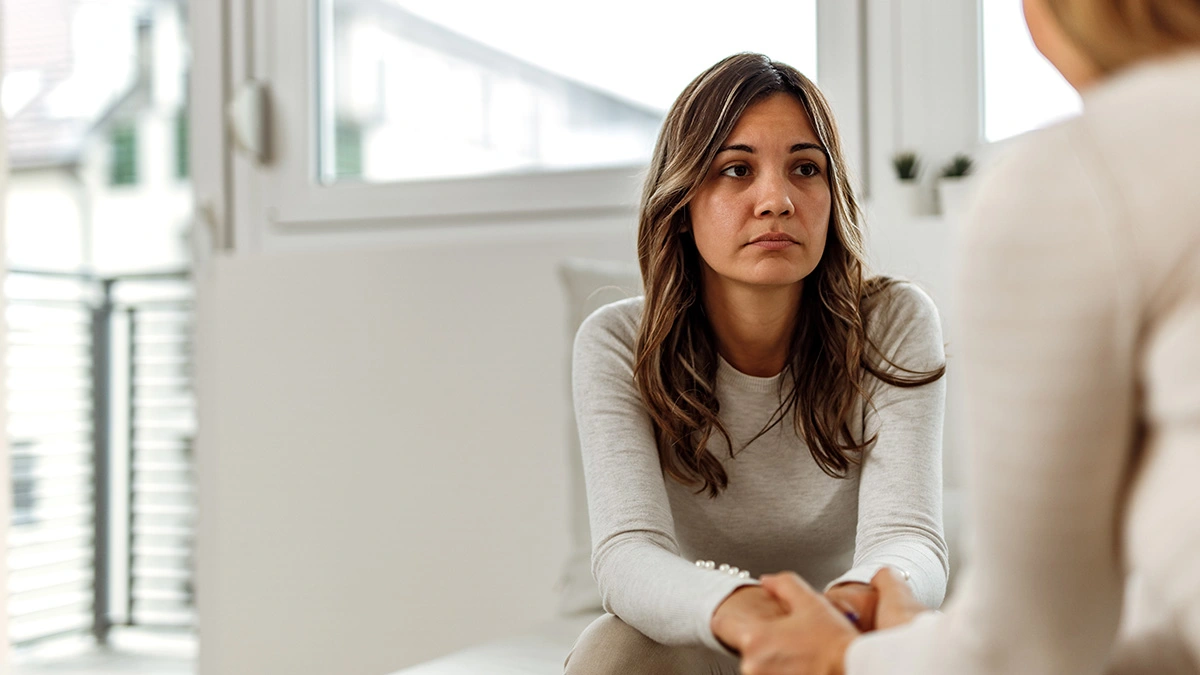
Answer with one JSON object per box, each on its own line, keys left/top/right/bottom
{"left": 392, "top": 259, "right": 966, "bottom": 675}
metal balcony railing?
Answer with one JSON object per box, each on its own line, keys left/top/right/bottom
{"left": 6, "top": 269, "right": 195, "bottom": 649}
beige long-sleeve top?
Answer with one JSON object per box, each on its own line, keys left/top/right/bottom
{"left": 847, "top": 52, "right": 1200, "bottom": 675}
{"left": 573, "top": 282, "right": 949, "bottom": 653}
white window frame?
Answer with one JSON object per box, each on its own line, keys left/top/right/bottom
{"left": 266, "top": 0, "right": 648, "bottom": 228}
{"left": 218, "top": 0, "right": 864, "bottom": 240}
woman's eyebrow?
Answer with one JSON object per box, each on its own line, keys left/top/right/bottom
{"left": 790, "top": 142, "right": 826, "bottom": 154}
{"left": 715, "top": 142, "right": 827, "bottom": 154}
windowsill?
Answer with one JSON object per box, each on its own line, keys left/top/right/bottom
{"left": 11, "top": 628, "right": 196, "bottom": 675}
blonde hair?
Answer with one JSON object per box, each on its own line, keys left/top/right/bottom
{"left": 634, "top": 53, "right": 944, "bottom": 497}
{"left": 1045, "top": 0, "right": 1200, "bottom": 72}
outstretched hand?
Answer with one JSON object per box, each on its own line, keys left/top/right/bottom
{"left": 737, "top": 572, "right": 859, "bottom": 675}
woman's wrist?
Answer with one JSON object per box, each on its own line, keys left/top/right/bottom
{"left": 711, "top": 585, "right": 785, "bottom": 651}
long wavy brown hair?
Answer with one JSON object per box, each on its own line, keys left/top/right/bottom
{"left": 635, "top": 53, "right": 945, "bottom": 498}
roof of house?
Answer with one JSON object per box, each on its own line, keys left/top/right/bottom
{"left": 3, "top": 0, "right": 148, "bottom": 169}
{"left": 5, "top": 0, "right": 84, "bottom": 168}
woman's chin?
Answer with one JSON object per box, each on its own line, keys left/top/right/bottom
{"left": 737, "top": 274, "right": 810, "bottom": 290}
{"left": 741, "top": 262, "right": 817, "bottom": 288}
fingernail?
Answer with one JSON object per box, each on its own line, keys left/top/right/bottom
{"left": 844, "top": 611, "right": 860, "bottom": 625}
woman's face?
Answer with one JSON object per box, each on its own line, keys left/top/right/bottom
{"left": 688, "top": 93, "right": 831, "bottom": 295}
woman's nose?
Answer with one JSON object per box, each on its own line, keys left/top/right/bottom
{"left": 755, "top": 174, "right": 794, "bottom": 217}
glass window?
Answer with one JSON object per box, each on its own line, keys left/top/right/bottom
{"left": 110, "top": 122, "right": 139, "bottom": 186}
{"left": 335, "top": 120, "right": 365, "bottom": 179}
{"left": 175, "top": 110, "right": 190, "bottom": 179}
{"left": 981, "top": 0, "right": 1081, "bottom": 143}
{"left": 317, "top": 0, "right": 819, "bottom": 184}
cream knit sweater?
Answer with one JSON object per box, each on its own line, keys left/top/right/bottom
{"left": 847, "top": 52, "right": 1200, "bottom": 675}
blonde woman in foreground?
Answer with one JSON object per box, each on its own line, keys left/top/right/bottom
{"left": 738, "top": 1, "right": 1200, "bottom": 673}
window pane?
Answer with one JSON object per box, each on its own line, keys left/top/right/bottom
{"left": 982, "top": 0, "right": 1081, "bottom": 142}
{"left": 110, "top": 122, "right": 139, "bottom": 186}
{"left": 176, "top": 110, "right": 190, "bottom": 179}
{"left": 318, "top": 0, "right": 818, "bottom": 184}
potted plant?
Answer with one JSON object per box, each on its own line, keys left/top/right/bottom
{"left": 937, "top": 153, "right": 974, "bottom": 217}
{"left": 891, "top": 151, "right": 925, "bottom": 215}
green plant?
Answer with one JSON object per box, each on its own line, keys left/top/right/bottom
{"left": 940, "top": 154, "right": 974, "bottom": 179}
{"left": 891, "top": 151, "right": 921, "bottom": 181}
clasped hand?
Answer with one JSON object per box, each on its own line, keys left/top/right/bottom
{"left": 710, "top": 568, "right": 927, "bottom": 675}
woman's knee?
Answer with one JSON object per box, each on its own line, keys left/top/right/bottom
{"left": 565, "top": 614, "right": 661, "bottom": 674}
{"left": 564, "top": 614, "right": 732, "bottom": 675}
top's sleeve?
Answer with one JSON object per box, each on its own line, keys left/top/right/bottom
{"left": 846, "top": 124, "right": 1135, "bottom": 674}
{"left": 572, "top": 302, "right": 755, "bottom": 651}
{"left": 824, "top": 283, "right": 949, "bottom": 608}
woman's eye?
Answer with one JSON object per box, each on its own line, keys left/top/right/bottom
{"left": 795, "top": 163, "right": 821, "bottom": 177}
{"left": 720, "top": 165, "right": 750, "bottom": 178}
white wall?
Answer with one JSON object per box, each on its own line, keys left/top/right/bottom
{"left": 5, "top": 170, "right": 87, "bottom": 271}
{"left": 195, "top": 217, "right": 636, "bottom": 674}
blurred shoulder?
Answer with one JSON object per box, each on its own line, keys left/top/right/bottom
{"left": 971, "top": 121, "right": 1085, "bottom": 220}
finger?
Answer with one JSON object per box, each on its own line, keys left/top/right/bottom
{"left": 826, "top": 593, "right": 872, "bottom": 629}
{"left": 830, "top": 603, "right": 861, "bottom": 630}
{"left": 760, "top": 572, "right": 816, "bottom": 611}
{"left": 826, "top": 584, "right": 876, "bottom": 607}
{"left": 870, "top": 567, "right": 914, "bottom": 599}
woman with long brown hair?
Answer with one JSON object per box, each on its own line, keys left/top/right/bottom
{"left": 564, "top": 53, "right": 949, "bottom": 673}
{"left": 739, "top": 1, "right": 1200, "bottom": 673}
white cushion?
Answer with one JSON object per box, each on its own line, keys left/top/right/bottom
{"left": 389, "top": 613, "right": 603, "bottom": 675}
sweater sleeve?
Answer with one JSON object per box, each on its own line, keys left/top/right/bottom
{"left": 824, "top": 283, "right": 949, "bottom": 607}
{"left": 846, "top": 124, "right": 1133, "bottom": 674}
{"left": 572, "top": 301, "right": 755, "bottom": 651}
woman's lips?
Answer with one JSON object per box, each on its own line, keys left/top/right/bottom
{"left": 748, "top": 232, "right": 798, "bottom": 250}
{"left": 750, "top": 239, "right": 797, "bottom": 250}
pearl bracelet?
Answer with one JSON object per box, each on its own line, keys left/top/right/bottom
{"left": 695, "top": 559, "right": 751, "bottom": 579}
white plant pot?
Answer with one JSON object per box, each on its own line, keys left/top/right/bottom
{"left": 894, "top": 180, "right": 926, "bottom": 216}
{"left": 937, "top": 176, "right": 974, "bottom": 219}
